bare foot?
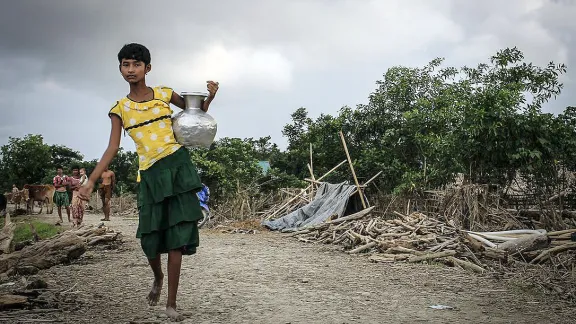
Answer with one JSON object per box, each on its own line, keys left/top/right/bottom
{"left": 165, "top": 306, "right": 184, "bottom": 322}
{"left": 147, "top": 276, "right": 163, "bottom": 306}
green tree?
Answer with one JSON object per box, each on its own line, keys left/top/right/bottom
{"left": 278, "top": 47, "right": 571, "bottom": 195}
{"left": 108, "top": 148, "right": 139, "bottom": 195}
{"left": 0, "top": 134, "right": 52, "bottom": 191}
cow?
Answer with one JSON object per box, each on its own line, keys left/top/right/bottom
{"left": 24, "top": 184, "right": 55, "bottom": 215}
{"left": 11, "top": 188, "right": 29, "bottom": 211}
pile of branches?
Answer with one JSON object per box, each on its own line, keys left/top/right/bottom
{"left": 288, "top": 206, "right": 576, "bottom": 300}
{"left": 424, "top": 184, "right": 525, "bottom": 231}
{"left": 212, "top": 188, "right": 308, "bottom": 223}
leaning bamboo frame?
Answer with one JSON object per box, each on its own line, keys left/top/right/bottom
{"left": 339, "top": 131, "right": 367, "bottom": 209}
{"left": 265, "top": 160, "right": 347, "bottom": 220}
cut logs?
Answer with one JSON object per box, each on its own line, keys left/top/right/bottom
{"left": 0, "top": 224, "right": 123, "bottom": 278}
{"left": 288, "top": 207, "right": 576, "bottom": 275}
{"left": 0, "top": 232, "right": 85, "bottom": 277}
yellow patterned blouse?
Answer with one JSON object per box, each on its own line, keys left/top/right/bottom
{"left": 109, "top": 86, "right": 183, "bottom": 182}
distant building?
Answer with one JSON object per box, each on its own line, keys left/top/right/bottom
{"left": 258, "top": 161, "right": 271, "bottom": 174}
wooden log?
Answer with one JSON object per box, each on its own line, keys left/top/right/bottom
{"left": 376, "top": 231, "right": 411, "bottom": 238}
{"left": 369, "top": 253, "right": 411, "bottom": 263}
{"left": 331, "top": 206, "right": 375, "bottom": 225}
{"left": 385, "top": 246, "right": 423, "bottom": 255}
{"left": 481, "top": 247, "right": 509, "bottom": 261}
{"left": 0, "top": 232, "right": 86, "bottom": 277}
{"left": 530, "top": 242, "right": 576, "bottom": 264}
{"left": 0, "top": 212, "right": 15, "bottom": 254}
{"left": 547, "top": 228, "right": 576, "bottom": 236}
{"left": 447, "top": 257, "right": 485, "bottom": 273}
{"left": 392, "top": 219, "right": 415, "bottom": 232}
{"left": 496, "top": 234, "right": 549, "bottom": 254}
{"left": 429, "top": 237, "right": 459, "bottom": 252}
{"left": 408, "top": 250, "right": 456, "bottom": 263}
{"left": 0, "top": 294, "right": 28, "bottom": 309}
{"left": 462, "top": 233, "right": 484, "bottom": 252}
{"left": 348, "top": 241, "right": 377, "bottom": 254}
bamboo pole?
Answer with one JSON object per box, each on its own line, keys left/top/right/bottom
{"left": 307, "top": 163, "right": 316, "bottom": 200}
{"left": 309, "top": 143, "right": 316, "bottom": 199}
{"left": 350, "top": 171, "right": 382, "bottom": 196}
{"left": 339, "top": 131, "right": 366, "bottom": 209}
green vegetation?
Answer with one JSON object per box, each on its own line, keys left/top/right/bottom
{"left": 1, "top": 47, "right": 574, "bottom": 204}
{"left": 0, "top": 218, "right": 61, "bottom": 243}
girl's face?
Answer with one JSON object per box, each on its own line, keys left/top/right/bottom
{"left": 80, "top": 169, "right": 86, "bottom": 176}
{"left": 120, "top": 59, "right": 151, "bottom": 84}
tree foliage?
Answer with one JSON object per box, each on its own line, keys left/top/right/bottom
{"left": 1, "top": 47, "right": 573, "bottom": 204}
{"left": 279, "top": 47, "right": 573, "bottom": 196}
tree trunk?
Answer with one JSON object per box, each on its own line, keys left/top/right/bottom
{"left": 0, "top": 232, "right": 86, "bottom": 277}
{"left": 497, "top": 234, "right": 550, "bottom": 254}
{"left": 0, "top": 212, "right": 15, "bottom": 254}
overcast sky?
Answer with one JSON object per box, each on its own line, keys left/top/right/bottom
{"left": 1, "top": 0, "right": 575, "bottom": 161}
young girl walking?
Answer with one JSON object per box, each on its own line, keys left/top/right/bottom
{"left": 78, "top": 43, "right": 219, "bottom": 322}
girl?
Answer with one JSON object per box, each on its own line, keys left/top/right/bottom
{"left": 78, "top": 43, "right": 219, "bottom": 322}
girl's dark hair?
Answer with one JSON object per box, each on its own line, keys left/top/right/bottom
{"left": 118, "top": 43, "right": 151, "bottom": 65}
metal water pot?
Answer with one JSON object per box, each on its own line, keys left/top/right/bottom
{"left": 172, "top": 92, "right": 218, "bottom": 148}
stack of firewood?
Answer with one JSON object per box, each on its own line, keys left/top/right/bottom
{"left": 288, "top": 207, "right": 576, "bottom": 274}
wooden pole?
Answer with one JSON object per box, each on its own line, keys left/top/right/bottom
{"left": 309, "top": 143, "right": 315, "bottom": 198}
{"left": 350, "top": 171, "right": 382, "bottom": 196}
{"left": 317, "top": 160, "right": 347, "bottom": 182}
{"left": 339, "top": 131, "right": 366, "bottom": 209}
{"left": 307, "top": 163, "right": 316, "bottom": 200}
{"left": 309, "top": 143, "right": 314, "bottom": 177}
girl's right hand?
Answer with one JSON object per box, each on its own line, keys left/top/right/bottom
{"left": 78, "top": 181, "right": 94, "bottom": 201}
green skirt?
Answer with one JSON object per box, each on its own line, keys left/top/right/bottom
{"left": 136, "top": 147, "right": 203, "bottom": 259}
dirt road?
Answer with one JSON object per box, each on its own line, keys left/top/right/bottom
{"left": 6, "top": 212, "right": 576, "bottom": 324}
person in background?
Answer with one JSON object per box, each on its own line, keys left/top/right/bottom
{"left": 10, "top": 184, "right": 18, "bottom": 204}
{"left": 69, "top": 167, "right": 85, "bottom": 227}
{"left": 53, "top": 166, "right": 70, "bottom": 224}
{"left": 99, "top": 167, "right": 115, "bottom": 221}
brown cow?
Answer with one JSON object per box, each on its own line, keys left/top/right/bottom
{"left": 24, "top": 184, "right": 55, "bottom": 214}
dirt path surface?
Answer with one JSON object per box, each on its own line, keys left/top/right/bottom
{"left": 5, "top": 212, "right": 575, "bottom": 324}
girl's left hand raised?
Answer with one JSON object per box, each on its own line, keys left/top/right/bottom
{"left": 207, "top": 81, "right": 219, "bottom": 98}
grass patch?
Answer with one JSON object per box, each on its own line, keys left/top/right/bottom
{"left": 0, "top": 217, "right": 62, "bottom": 243}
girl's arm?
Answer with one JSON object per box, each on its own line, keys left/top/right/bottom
{"left": 86, "top": 116, "right": 122, "bottom": 187}
{"left": 170, "top": 92, "right": 212, "bottom": 112}
{"left": 170, "top": 81, "right": 218, "bottom": 112}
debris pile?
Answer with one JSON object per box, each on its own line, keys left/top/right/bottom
{"left": 287, "top": 206, "right": 576, "bottom": 299}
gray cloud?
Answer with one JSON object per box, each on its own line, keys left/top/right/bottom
{"left": 1, "top": 0, "right": 575, "bottom": 160}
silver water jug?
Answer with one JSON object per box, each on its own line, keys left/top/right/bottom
{"left": 172, "top": 92, "right": 218, "bottom": 148}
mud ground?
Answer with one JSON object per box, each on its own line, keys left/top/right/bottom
{"left": 2, "top": 211, "right": 575, "bottom": 324}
